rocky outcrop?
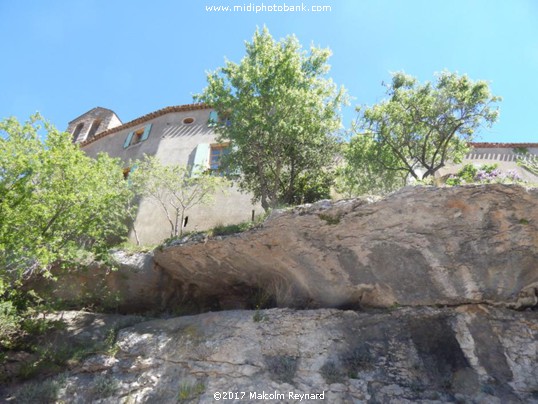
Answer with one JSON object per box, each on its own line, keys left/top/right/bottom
{"left": 6, "top": 185, "right": 538, "bottom": 402}
{"left": 152, "top": 184, "right": 537, "bottom": 311}
{"left": 3, "top": 306, "right": 538, "bottom": 403}
{"left": 31, "top": 184, "right": 538, "bottom": 313}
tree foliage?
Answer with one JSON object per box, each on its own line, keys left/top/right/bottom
{"left": 129, "top": 156, "right": 225, "bottom": 237}
{"left": 0, "top": 115, "right": 131, "bottom": 292}
{"left": 335, "top": 132, "right": 406, "bottom": 197}
{"left": 195, "top": 27, "right": 347, "bottom": 210}
{"left": 343, "top": 71, "right": 500, "bottom": 192}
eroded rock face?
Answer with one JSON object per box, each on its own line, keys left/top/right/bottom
{"left": 6, "top": 185, "right": 538, "bottom": 402}
{"left": 31, "top": 185, "right": 537, "bottom": 313}
{"left": 3, "top": 307, "right": 537, "bottom": 403}
{"left": 153, "top": 184, "right": 538, "bottom": 311}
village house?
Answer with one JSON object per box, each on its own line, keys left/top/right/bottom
{"left": 438, "top": 142, "right": 538, "bottom": 183}
{"left": 67, "top": 104, "right": 538, "bottom": 245}
{"left": 67, "top": 104, "right": 261, "bottom": 245}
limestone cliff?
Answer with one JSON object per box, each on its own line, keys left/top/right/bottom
{"left": 6, "top": 184, "right": 537, "bottom": 403}
{"left": 152, "top": 184, "right": 537, "bottom": 311}
{"left": 2, "top": 307, "right": 537, "bottom": 402}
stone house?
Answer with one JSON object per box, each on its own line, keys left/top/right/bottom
{"left": 67, "top": 104, "right": 260, "bottom": 245}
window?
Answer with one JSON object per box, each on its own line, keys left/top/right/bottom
{"left": 123, "top": 123, "right": 153, "bottom": 149}
{"left": 182, "top": 117, "right": 195, "bottom": 125}
{"left": 87, "top": 119, "right": 102, "bottom": 139}
{"left": 209, "top": 143, "right": 230, "bottom": 174}
{"left": 207, "top": 110, "right": 231, "bottom": 127}
{"left": 123, "top": 167, "right": 131, "bottom": 179}
{"left": 72, "top": 122, "right": 84, "bottom": 142}
{"left": 208, "top": 111, "right": 218, "bottom": 127}
{"left": 131, "top": 128, "right": 145, "bottom": 146}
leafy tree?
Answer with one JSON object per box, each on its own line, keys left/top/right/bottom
{"left": 335, "top": 132, "right": 406, "bottom": 197}
{"left": 0, "top": 114, "right": 131, "bottom": 311}
{"left": 348, "top": 71, "right": 500, "bottom": 186}
{"left": 195, "top": 27, "right": 347, "bottom": 211}
{"left": 129, "top": 155, "right": 225, "bottom": 237}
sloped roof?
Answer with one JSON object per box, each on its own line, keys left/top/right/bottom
{"left": 79, "top": 103, "right": 210, "bottom": 147}
{"left": 469, "top": 142, "right": 538, "bottom": 148}
{"left": 68, "top": 107, "right": 119, "bottom": 124}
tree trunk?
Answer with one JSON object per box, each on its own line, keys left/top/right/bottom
{"left": 261, "top": 193, "right": 270, "bottom": 212}
{"left": 179, "top": 209, "right": 185, "bottom": 237}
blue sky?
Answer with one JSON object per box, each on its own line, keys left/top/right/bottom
{"left": 0, "top": 0, "right": 537, "bottom": 142}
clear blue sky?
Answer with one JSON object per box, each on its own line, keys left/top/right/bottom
{"left": 1, "top": 0, "right": 537, "bottom": 142}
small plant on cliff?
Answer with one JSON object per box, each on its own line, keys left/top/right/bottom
{"left": 177, "top": 381, "right": 205, "bottom": 402}
{"left": 17, "top": 375, "right": 66, "bottom": 403}
{"left": 252, "top": 305, "right": 268, "bottom": 322}
{"left": 265, "top": 354, "right": 298, "bottom": 384}
{"left": 320, "top": 361, "right": 346, "bottom": 384}
{"left": 90, "top": 374, "right": 119, "bottom": 399}
{"left": 318, "top": 212, "right": 341, "bottom": 225}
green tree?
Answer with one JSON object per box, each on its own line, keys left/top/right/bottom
{"left": 195, "top": 27, "right": 347, "bottom": 211}
{"left": 335, "top": 131, "right": 406, "bottom": 197}
{"left": 129, "top": 155, "right": 225, "bottom": 237}
{"left": 0, "top": 115, "right": 131, "bottom": 292}
{"left": 347, "top": 71, "right": 500, "bottom": 187}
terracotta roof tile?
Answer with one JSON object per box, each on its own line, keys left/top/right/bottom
{"left": 469, "top": 142, "right": 538, "bottom": 148}
{"left": 79, "top": 103, "right": 210, "bottom": 147}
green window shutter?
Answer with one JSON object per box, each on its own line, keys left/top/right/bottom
{"left": 208, "top": 111, "right": 218, "bottom": 126}
{"left": 140, "top": 123, "right": 152, "bottom": 141}
{"left": 191, "top": 143, "right": 210, "bottom": 176}
{"left": 123, "top": 131, "right": 134, "bottom": 148}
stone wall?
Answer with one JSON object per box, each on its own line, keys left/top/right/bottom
{"left": 66, "top": 107, "right": 122, "bottom": 143}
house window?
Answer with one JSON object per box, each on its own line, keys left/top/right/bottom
{"left": 131, "top": 128, "right": 145, "bottom": 146}
{"left": 72, "top": 122, "right": 84, "bottom": 142}
{"left": 209, "top": 144, "right": 230, "bottom": 173}
{"left": 208, "top": 111, "right": 218, "bottom": 127}
{"left": 182, "top": 117, "right": 195, "bottom": 125}
{"left": 123, "top": 167, "right": 131, "bottom": 180}
{"left": 123, "top": 123, "right": 153, "bottom": 149}
{"left": 207, "top": 110, "right": 231, "bottom": 127}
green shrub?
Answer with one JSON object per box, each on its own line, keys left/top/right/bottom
{"left": 91, "top": 374, "right": 119, "bottom": 399}
{"left": 320, "top": 361, "right": 346, "bottom": 384}
{"left": 178, "top": 381, "right": 205, "bottom": 402}
{"left": 17, "top": 375, "right": 66, "bottom": 403}
{"left": 320, "top": 344, "right": 375, "bottom": 383}
{"left": 210, "top": 221, "right": 253, "bottom": 236}
{"left": 318, "top": 212, "right": 341, "bottom": 225}
{"left": 265, "top": 355, "right": 298, "bottom": 384}
{"left": 0, "top": 300, "right": 21, "bottom": 349}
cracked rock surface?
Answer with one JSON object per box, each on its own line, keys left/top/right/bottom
{"left": 3, "top": 306, "right": 538, "bottom": 403}
{"left": 34, "top": 184, "right": 538, "bottom": 312}
{"left": 9, "top": 184, "right": 537, "bottom": 402}
{"left": 153, "top": 184, "right": 538, "bottom": 311}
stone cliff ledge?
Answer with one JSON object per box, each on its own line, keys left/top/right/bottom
{"left": 39, "top": 184, "right": 538, "bottom": 314}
